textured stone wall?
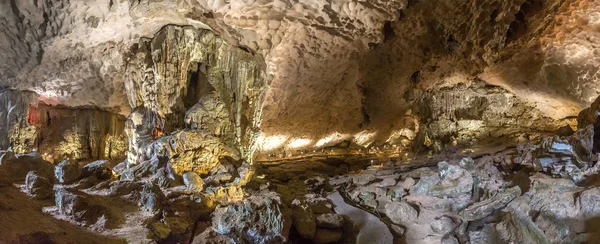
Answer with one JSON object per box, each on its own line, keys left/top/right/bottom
{"left": 123, "top": 26, "right": 269, "bottom": 164}
{"left": 0, "top": 89, "right": 127, "bottom": 161}
{"left": 0, "top": 0, "right": 598, "bottom": 159}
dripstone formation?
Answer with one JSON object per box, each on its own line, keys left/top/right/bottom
{"left": 0, "top": 0, "right": 599, "bottom": 243}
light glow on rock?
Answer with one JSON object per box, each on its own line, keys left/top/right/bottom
{"left": 257, "top": 134, "right": 289, "bottom": 151}
{"left": 315, "top": 132, "right": 351, "bottom": 148}
{"left": 287, "top": 138, "right": 312, "bottom": 149}
{"left": 353, "top": 130, "right": 377, "bottom": 147}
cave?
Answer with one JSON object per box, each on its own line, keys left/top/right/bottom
{"left": 0, "top": 1, "right": 599, "bottom": 243}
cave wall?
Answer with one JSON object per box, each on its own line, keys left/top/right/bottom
{"left": 0, "top": 89, "right": 127, "bottom": 161}
{"left": 123, "top": 25, "right": 270, "bottom": 165}
{"left": 0, "top": 0, "right": 598, "bottom": 160}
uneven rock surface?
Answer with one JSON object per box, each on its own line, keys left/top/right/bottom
{"left": 0, "top": 0, "right": 597, "bottom": 157}
{"left": 0, "top": 0, "right": 600, "bottom": 244}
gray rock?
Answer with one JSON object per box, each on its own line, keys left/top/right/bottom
{"left": 109, "top": 180, "right": 141, "bottom": 196}
{"left": 316, "top": 213, "right": 344, "bottom": 228}
{"left": 183, "top": 172, "right": 204, "bottom": 192}
{"left": 385, "top": 201, "right": 418, "bottom": 224}
{"left": 469, "top": 224, "right": 502, "bottom": 244}
{"left": 292, "top": 204, "right": 316, "bottom": 239}
{"left": 410, "top": 173, "right": 440, "bottom": 195}
{"left": 25, "top": 171, "right": 53, "bottom": 199}
{"left": 387, "top": 186, "right": 406, "bottom": 200}
{"left": 399, "top": 177, "right": 415, "bottom": 189}
{"left": 372, "top": 177, "right": 397, "bottom": 188}
{"left": 235, "top": 162, "right": 254, "bottom": 186}
{"left": 441, "top": 235, "right": 459, "bottom": 244}
{"left": 353, "top": 173, "right": 376, "bottom": 186}
{"left": 578, "top": 187, "right": 600, "bottom": 215}
{"left": 81, "top": 160, "right": 111, "bottom": 180}
{"left": 212, "top": 191, "right": 291, "bottom": 243}
{"left": 495, "top": 209, "right": 551, "bottom": 244}
{"left": 112, "top": 161, "right": 128, "bottom": 176}
{"left": 55, "top": 188, "right": 105, "bottom": 224}
{"left": 428, "top": 162, "right": 473, "bottom": 198}
{"left": 54, "top": 160, "right": 81, "bottom": 184}
{"left": 460, "top": 186, "right": 521, "bottom": 221}
{"left": 139, "top": 182, "right": 164, "bottom": 214}
{"left": 430, "top": 216, "right": 455, "bottom": 235}
{"left": 364, "top": 199, "right": 378, "bottom": 209}
{"left": 359, "top": 191, "right": 375, "bottom": 201}
{"left": 151, "top": 168, "right": 172, "bottom": 188}
{"left": 314, "top": 228, "right": 342, "bottom": 244}
{"left": 459, "top": 157, "right": 475, "bottom": 170}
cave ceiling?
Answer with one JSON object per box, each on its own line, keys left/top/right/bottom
{"left": 0, "top": 0, "right": 599, "bottom": 155}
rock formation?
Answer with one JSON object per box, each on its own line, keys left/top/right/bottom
{"left": 0, "top": 0, "right": 599, "bottom": 243}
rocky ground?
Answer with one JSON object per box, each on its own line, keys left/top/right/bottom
{"left": 2, "top": 118, "right": 600, "bottom": 244}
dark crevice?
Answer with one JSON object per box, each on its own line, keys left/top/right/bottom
{"left": 238, "top": 45, "right": 254, "bottom": 55}
{"left": 383, "top": 21, "right": 395, "bottom": 42}
{"left": 505, "top": 0, "right": 543, "bottom": 45}
{"left": 490, "top": 9, "right": 499, "bottom": 23}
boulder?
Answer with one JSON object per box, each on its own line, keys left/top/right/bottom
{"left": 441, "top": 235, "right": 460, "bottom": 244}
{"left": 410, "top": 173, "right": 440, "bottom": 195}
{"left": 109, "top": 180, "right": 142, "bottom": 196}
{"left": 139, "top": 182, "right": 164, "bottom": 214}
{"left": 314, "top": 228, "right": 342, "bottom": 244}
{"left": 212, "top": 191, "right": 291, "bottom": 243}
{"left": 55, "top": 188, "right": 105, "bottom": 224}
{"left": 0, "top": 151, "right": 54, "bottom": 182}
{"left": 112, "top": 161, "right": 128, "bottom": 176}
{"left": 387, "top": 185, "right": 407, "bottom": 200}
{"left": 292, "top": 202, "right": 316, "bottom": 239}
{"left": 578, "top": 187, "right": 600, "bottom": 215}
{"left": 183, "top": 172, "right": 204, "bottom": 192}
{"left": 460, "top": 186, "right": 521, "bottom": 221}
{"left": 459, "top": 157, "right": 475, "bottom": 170}
{"left": 54, "top": 160, "right": 81, "bottom": 184}
{"left": 25, "top": 171, "right": 53, "bottom": 199}
{"left": 399, "top": 177, "right": 415, "bottom": 189}
{"left": 495, "top": 210, "right": 551, "bottom": 244}
{"left": 428, "top": 161, "right": 473, "bottom": 198}
{"left": 430, "top": 216, "right": 455, "bottom": 235}
{"left": 385, "top": 201, "right": 418, "bottom": 224}
{"left": 352, "top": 173, "right": 375, "bottom": 186}
{"left": 81, "top": 160, "right": 112, "bottom": 180}
{"left": 364, "top": 199, "right": 378, "bottom": 209}
{"left": 316, "top": 213, "right": 344, "bottom": 228}
{"left": 151, "top": 168, "right": 172, "bottom": 188}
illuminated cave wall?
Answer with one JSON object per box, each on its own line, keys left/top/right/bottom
{"left": 254, "top": 0, "right": 598, "bottom": 158}
{"left": 0, "top": 0, "right": 598, "bottom": 161}
{"left": 123, "top": 26, "right": 270, "bottom": 164}
{"left": 0, "top": 89, "right": 127, "bottom": 161}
